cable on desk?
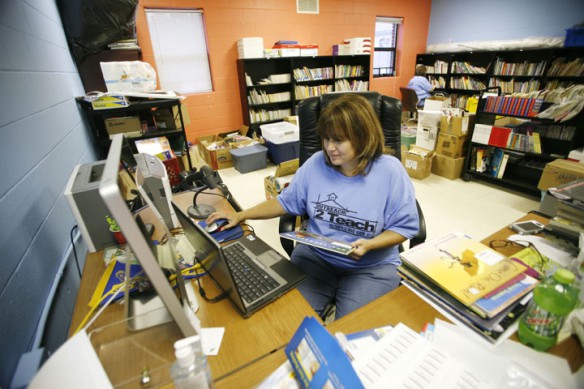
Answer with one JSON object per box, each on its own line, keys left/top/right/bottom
{"left": 70, "top": 225, "right": 82, "bottom": 278}
{"left": 194, "top": 255, "right": 228, "bottom": 303}
{"left": 240, "top": 222, "right": 255, "bottom": 235}
{"left": 73, "top": 281, "right": 127, "bottom": 335}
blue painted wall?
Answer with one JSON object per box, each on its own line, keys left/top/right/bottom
{"left": 0, "top": 1, "right": 96, "bottom": 387}
{"left": 428, "top": 0, "right": 584, "bottom": 46}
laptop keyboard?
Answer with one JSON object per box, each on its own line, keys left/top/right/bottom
{"left": 223, "top": 242, "right": 280, "bottom": 304}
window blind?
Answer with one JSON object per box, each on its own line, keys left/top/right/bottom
{"left": 145, "top": 9, "right": 212, "bottom": 93}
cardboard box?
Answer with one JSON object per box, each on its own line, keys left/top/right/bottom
{"left": 423, "top": 96, "right": 450, "bottom": 111}
{"left": 264, "top": 159, "right": 299, "bottom": 199}
{"left": 273, "top": 44, "right": 301, "bottom": 57}
{"left": 402, "top": 146, "right": 434, "bottom": 180}
{"left": 300, "top": 45, "right": 319, "bottom": 56}
{"left": 104, "top": 116, "right": 141, "bottom": 136}
{"left": 440, "top": 113, "right": 476, "bottom": 137}
{"left": 494, "top": 116, "right": 526, "bottom": 127}
{"left": 436, "top": 133, "right": 468, "bottom": 158}
{"left": 198, "top": 136, "right": 233, "bottom": 170}
{"left": 537, "top": 159, "right": 584, "bottom": 190}
{"left": 432, "top": 154, "right": 466, "bottom": 180}
{"left": 415, "top": 110, "right": 441, "bottom": 150}
{"left": 197, "top": 126, "right": 259, "bottom": 170}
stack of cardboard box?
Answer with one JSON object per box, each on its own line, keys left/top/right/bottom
{"left": 432, "top": 109, "right": 475, "bottom": 180}
{"left": 401, "top": 97, "right": 449, "bottom": 180}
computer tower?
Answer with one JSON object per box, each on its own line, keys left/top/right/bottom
{"left": 64, "top": 161, "right": 115, "bottom": 252}
{"left": 135, "top": 153, "right": 180, "bottom": 230}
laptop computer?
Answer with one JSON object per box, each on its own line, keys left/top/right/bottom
{"left": 172, "top": 201, "right": 307, "bottom": 317}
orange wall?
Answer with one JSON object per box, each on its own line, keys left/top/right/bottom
{"left": 136, "top": 0, "right": 431, "bottom": 142}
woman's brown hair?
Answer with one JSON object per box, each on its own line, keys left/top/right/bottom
{"left": 316, "top": 94, "right": 393, "bottom": 176}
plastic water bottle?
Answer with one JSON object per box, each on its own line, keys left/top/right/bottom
{"left": 170, "top": 335, "right": 212, "bottom": 389}
{"left": 518, "top": 268, "right": 580, "bottom": 351}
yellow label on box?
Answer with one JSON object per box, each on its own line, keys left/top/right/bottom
{"left": 91, "top": 95, "right": 129, "bottom": 110}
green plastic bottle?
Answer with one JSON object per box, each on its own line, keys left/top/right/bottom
{"left": 518, "top": 268, "right": 580, "bottom": 351}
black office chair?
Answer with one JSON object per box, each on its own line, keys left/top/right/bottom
{"left": 278, "top": 90, "right": 427, "bottom": 256}
{"left": 399, "top": 87, "right": 420, "bottom": 124}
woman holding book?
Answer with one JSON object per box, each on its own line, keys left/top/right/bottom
{"left": 206, "top": 94, "right": 419, "bottom": 319}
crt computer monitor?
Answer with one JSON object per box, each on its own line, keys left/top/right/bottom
{"left": 99, "top": 133, "right": 197, "bottom": 337}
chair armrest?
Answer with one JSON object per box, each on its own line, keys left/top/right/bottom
{"left": 278, "top": 213, "right": 298, "bottom": 256}
{"left": 410, "top": 199, "right": 427, "bottom": 248}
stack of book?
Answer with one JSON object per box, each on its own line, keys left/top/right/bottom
{"left": 472, "top": 123, "right": 543, "bottom": 154}
{"left": 399, "top": 232, "right": 539, "bottom": 344}
{"left": 544, "top": 179, "right": 584, "bottom": 245}
{"left": 484, "top": 95, "right": 543, "bottom": 117}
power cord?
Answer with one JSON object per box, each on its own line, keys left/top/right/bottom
{"left": 70, "top": 225, "right": 82, "bottom": 278}
{"left": 193, "top": 255, "right": 228, "bottom": 303}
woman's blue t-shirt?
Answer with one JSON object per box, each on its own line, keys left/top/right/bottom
{"left": 277, "top": 151, "right": 419, "bottom": 269}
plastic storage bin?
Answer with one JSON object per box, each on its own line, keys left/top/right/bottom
{"left": 230, "top": 144, "right": 268, "bottom": 173}
{"left": 565, "top": 27, "right": 584, "bottom": 47}
{"left": 265, "top": 140, "right": 300, "bottom": 164}
{"left": 260, "top": 121, "right": 299, "bottom": 144}
{"left": 401, "top": 127, "right": 417, "bottom": 151}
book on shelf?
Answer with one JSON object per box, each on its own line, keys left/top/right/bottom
{"left": 399, "top": 232, "right": 527, "bottom": 306}
{"left": 485, "top": 96, "right": 543, "bottom": 117}
{"left": 488, "top": 126, "right": 512, "bottom": 148}
{"left": 471, "top": 123, "right": 492, "bottom": 145}
{"left": 497, "top": 152, "right": 510, "bottom": 178}
{"left": 474, "top": 147, "right": 491, "bottom": 173}
{"left": 489, "top": 148, "right": 505, "bottom": 177}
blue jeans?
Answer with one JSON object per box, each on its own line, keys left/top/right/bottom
{"left": 290, "top": 244, "right": 400, "bottom": 319}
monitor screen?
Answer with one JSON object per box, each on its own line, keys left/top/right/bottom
{"left": 98, "top": 134, "right": 197, "bottom": 337}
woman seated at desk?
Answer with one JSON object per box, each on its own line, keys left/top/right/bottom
{"left": 407, "top": 64, "right": 435, "bottom": 108}
{"left": 206, "top": 94, "right": 419, "bottom": 320}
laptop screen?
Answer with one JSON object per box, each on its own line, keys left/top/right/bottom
{"left": 172, "top": 202, "right": 246, "bottom": 312}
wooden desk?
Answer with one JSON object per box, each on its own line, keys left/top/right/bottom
{"left": 480, "top": 212, "right": 584, "bottom": 372}
{"left": 215, "top": 212, "right": 584, "bottom": 387}
{"left": 69, "top": 189, "right": 318, "bottom": 386}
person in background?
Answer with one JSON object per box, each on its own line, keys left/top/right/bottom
{"left": 407, "top": 64, "right": 435, "bottom": 107}
{"left": 206, "top": 94, "right": 419, "bottom": 320}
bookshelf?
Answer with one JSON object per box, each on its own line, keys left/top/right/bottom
{"left": 237, "top": 55, "right": 370, "bottom": 135}
{"left": 461, "top": 95, "right": 584, "bottom": 197}
{"left": 76, "top": 97, "right": 192, "bottom": 171}
{"left": 416, "top": 47, "right": 584, "bottom": 109}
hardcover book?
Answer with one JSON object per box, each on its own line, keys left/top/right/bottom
{"left": 400, "top": 232, "right": 527, "bottom": 306}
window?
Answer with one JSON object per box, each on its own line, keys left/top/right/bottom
{"left": 145, "top": 9, "right": 212, "bottom": 93}
{"left": 373, "top": 17, "right": 402, "bottom": 78}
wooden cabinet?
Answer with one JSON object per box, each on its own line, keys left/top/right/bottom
{"left": 77, "top": 97, "right": 192, "bottom": 171}
{"left": 416, "top": 47, "right": 584, "bottom": 109}
{"left": 237, "top": 55, "right": 370, "bottom": 135}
